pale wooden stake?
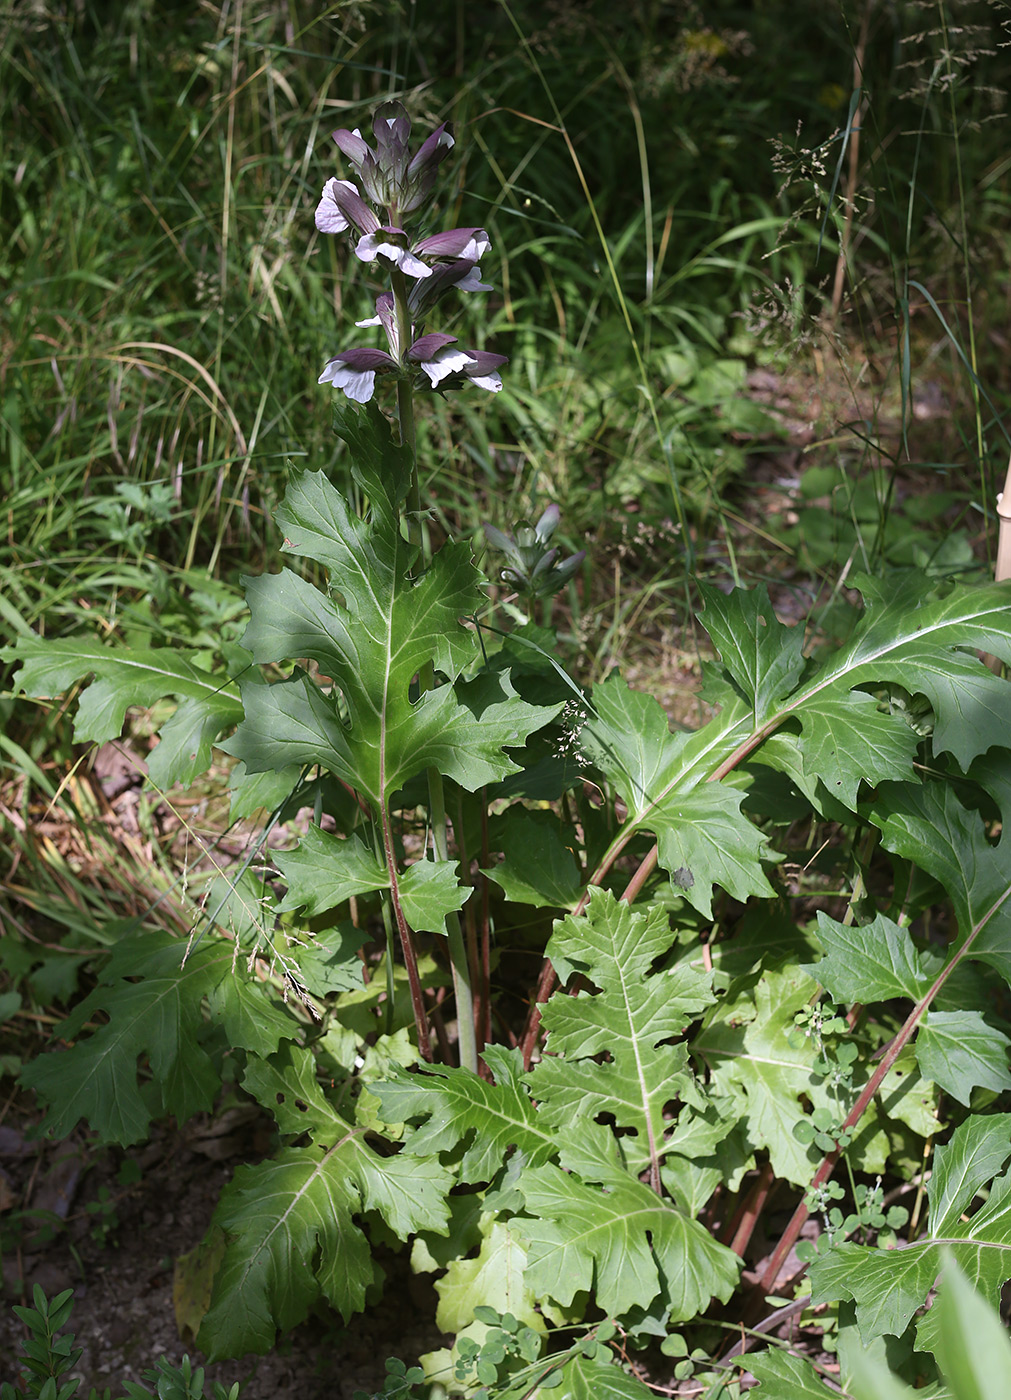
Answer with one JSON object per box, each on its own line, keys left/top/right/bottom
{"left": 996, "top": 452, "right": 1011, "bottom": 583}
{"left": 984, "top": 453, "right": 1011, "bottom": 674}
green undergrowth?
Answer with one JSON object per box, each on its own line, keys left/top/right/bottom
{"left": 4, "top": 2, "right": 1011, "bottom": 1396}
{"left": 7, "top": 399, "right": 1011, "bottom": 1394}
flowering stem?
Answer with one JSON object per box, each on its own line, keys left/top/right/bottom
{"left": 391, "top": 268, "right": 479, "bottom": 1076}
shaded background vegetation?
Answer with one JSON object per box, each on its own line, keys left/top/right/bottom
{"left": 5, "top": 0, "right": 1009, "bottom": 609}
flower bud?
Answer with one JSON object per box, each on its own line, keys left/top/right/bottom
{"left": 483, "top": 510, "right": 585, "bottom": 598}
{"left": 330, "top": 101, "right": 454, "bottom": 223}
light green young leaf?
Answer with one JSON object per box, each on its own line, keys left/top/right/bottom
{"left": 375, "top": 1043, "right": 558, "bottom": 1182}
{"left": 916, "top": 1010, "right": 1011, "bottom": 1106}
{"left": 434, "top": 1214, "right": 544, "bottom": 1337}
{"left": 694, "top": 964, "right": 825, "bottom": 1185}
{"left": 518, "top": 1154, "right": 740, "bottom": 1320}
{"left": 4, "top": 637, "right": 242, "bottom": 790}
{"left": 527, "top": 889, "right": 713, "bottom": 1175}
{"left": 804, "top": 912, "right": 934, "bottom": 1004}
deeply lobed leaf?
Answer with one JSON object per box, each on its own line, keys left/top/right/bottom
{"left": 21, "top": 930, "right": 299, "bottom": 1145}
{"left": 528, "top": 889, "right": 714, "bottom": 1176}
{"left": 225, "top": 463, "right": 558, "bottom": 809}
{"left": 376, "top": 1043, "right": 558, "bottom": 1182}
{"left": 518, "top": 1126, "right": 740, "bottom": 1321}
{"left": 4, "top": 638, "right": 243, "bottom": 789}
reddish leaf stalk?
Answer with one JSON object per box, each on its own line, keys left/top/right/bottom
{"left": 519, "top": 677, "right": 875, "bottom": 1064}
{"left": 517, "top": 677, "right": 793, "bottom": 1067}
{"left": 380, "top": 805, "right": 432, "bottom": 1062}
{"left": 757, "top": 879, "right": 1011, "bottom": 1296}
{"left": 723, "top": 1161, "right": 775, "bottom": 1257}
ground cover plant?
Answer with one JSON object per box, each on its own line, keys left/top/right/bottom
{"left": 4, "top": 1, "right": 1011, "bottom": 1397}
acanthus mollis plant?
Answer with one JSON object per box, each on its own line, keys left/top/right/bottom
{"left": 7, "top": 95, "right": 1011, "bottom": 1400}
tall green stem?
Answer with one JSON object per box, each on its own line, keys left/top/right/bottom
{"left": 391, "top": 269, "right": 479, "bottom": 1075}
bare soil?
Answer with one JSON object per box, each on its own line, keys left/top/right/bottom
{"left": 0, "top": 1111, "right": 443, "bottom": 1398}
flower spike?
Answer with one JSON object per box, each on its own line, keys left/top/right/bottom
{"left": 316, "top": 100, "right": 505, "bottom": 403}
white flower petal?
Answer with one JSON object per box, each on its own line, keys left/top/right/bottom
{"left": 456, "top": 266, "right": 493, "bottom": 292}
{"left": 353, "top": 233, "right": 392, "bottom": 262}
{"left": 469, "top": 372, "right": 503, "bottom": 393}
{"left": 353, "top": 235, "right": 429, "bottom": 280}
{"left": 314, "top": 178, "right": 359, "bottom": 234}
{"left": 397, "top": 249, "right": 434, "bottom": 279}
{"left": 318, "top": 362, "right": 376, "bottom": 402}
{"left": 421, "top": 349, "right": 475, "bottom": 387}
{"left": 458, "top": 231, "right": 492, "bottom": 261}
